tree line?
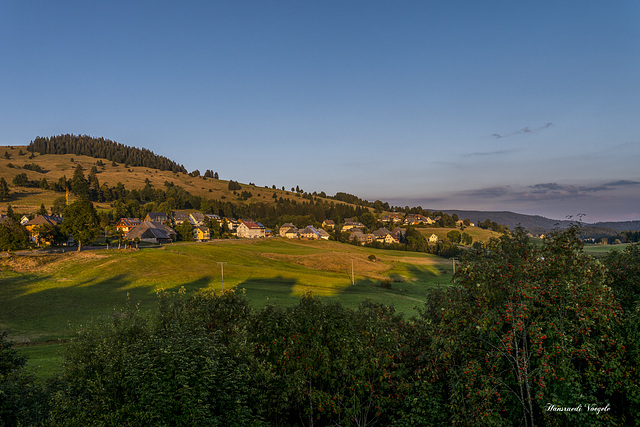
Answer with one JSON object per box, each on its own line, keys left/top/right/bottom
{"left": 2, "top": 227, "right": 639, "bottom": 425}
{"left": 28, "top": 134, "right": 187, "bottom": 173}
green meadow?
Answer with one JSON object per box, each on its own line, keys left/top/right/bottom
{"left": 1, "top": 238, "right": 452, "bottom": 377}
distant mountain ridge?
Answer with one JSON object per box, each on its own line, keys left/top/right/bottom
{"left": 441, "top": 210, "right": 640, "bottom": 235}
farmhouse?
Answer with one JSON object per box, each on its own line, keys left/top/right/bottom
{"left": 342, "top": 221, "right": 365, "bottom": 231}
{"left": 24, "top": 215, "right": 64, "bottom": 244}
{"left": 321, "top": 219, "right": 335, "bottom": 230}
{"left": 284, "top": 228, "right": 299, "bottom": 239}
{"left": 317, "top": 228, "right": 330, "bottom": 240}
{"left": 127, "top": 221, "right": 176, "bottom": 244}
{"left": 299, "top": 226, "right": 321, "bottom": 240}
{"left": 171, "top": 211, "right": 190, "bottom": 225}
{"left": 373, "top": 228, "right": 399, "bottom": 244}
{"left": 189, "top": 212, "right": 206, "bottom": 226}
{"left": 144, "top": 212, "right": 169, "bottom": 223}
{"left": 428, "top": 233, "right": 439, "bottom": 243}
{"left": 193, "top": 226, "right": 210, "bottom": 242}
{"left": 279, "top": 223, "right": 297, "bottom": 237}
{"left": 115, "top": 218, "right": 141, "bottom": 235}
{"left": 237, "top": 219, "right": 265, "bottom": 238}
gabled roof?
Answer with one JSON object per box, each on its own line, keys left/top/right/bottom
{"left": 127, "top": 221, "right": 176, "bottom": 241}
{"left": 317, "top": 228, "right": 330, "bottom": 237}
{"left": 116, "top": 218, "right": 141, "bottom": 227}
{"left": 26, "top": 215, "right": 63, "bottom": 227}
{"left": 240, "top": 220, "right": 263, "bottom": 229}
{"left": 172, "top": 211, "right": 190, "bottom": 221}
{"left": 189, "top": 212, "right": 205, "bottom": 222}
{"left": 373, "top": 227, "right": 392, "bottom": 237}
{"left": 146, "top": 212, "right": 168, "bottom": 222}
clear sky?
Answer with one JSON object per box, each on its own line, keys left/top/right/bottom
{"left": 2, "top": 1, "right": 639, "bottom": 222}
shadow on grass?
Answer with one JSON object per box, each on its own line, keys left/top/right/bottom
{"left": 236, "top": 276, "right": 298, "bottom": 307}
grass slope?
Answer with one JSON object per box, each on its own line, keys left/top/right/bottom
{"left": 1, "top": 238, "right": 451, "bottom": 376}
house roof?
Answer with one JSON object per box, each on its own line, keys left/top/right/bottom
{"left": 116, "top": 218, "right": 141, "bottom": 227}
{"left": 127, "top": 221, "right": 176, "bottom": 241}
{"left": 172, "top": 211, "right": 190, "bottom": 221}
{"left": 146, "top": 212, "right": 168, "bottom": 221}
{"left": 26, "top": 215, "right": 63, "bottom": 227}
{"left": 190, "top": 212, "right": 205, "bottom": 222}
{"left": 299, "top": 226, "right": 319, "bottom": 235}
{"left": 240, "top": 220, "right": 263, "bottom": 229}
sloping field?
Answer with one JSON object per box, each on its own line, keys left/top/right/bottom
{"left": 1, "top": 239, "right": 450, "bottom": 345}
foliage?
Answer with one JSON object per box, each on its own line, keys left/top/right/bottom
{"left": 62, "top": 199, "right": 100, "bottom": 250}
{"left": 29, "top": 134, "right": 187, "bottom": 173}
{"left": 227, "top": 180, "right": 242, "bottom": 191}
{"left": 446, "top": 229, "right": 461, "bottom": 244}
{"left": 604, "top": 243, "right": 640, "bottom": 312}
{"left": 0, "top": 330, "right": 49, "bottom": 426}
{"left": 0, "top": 218, "right": 30, "bottom": 251}
{"left": 0, "top": 177, "right": 9, "bottom": 201}
{"left": 414, "top": 226, "right": 632, "bottom": 426}
{"left": 50, "top": 291, "right": 258, "bottom": 426}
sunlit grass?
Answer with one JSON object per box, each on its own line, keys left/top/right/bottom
{"left": 1, "top": 238, "right": 452, "bottom": 377}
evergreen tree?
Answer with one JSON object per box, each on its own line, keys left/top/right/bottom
{"left": 36, "top": 203, "right": 48, "bottom": 215}
{"left": 0, "top": 177, "right": 9, "bottom": 201}
{"left": 70, "top": 164, "right": 89, "bottom": 199}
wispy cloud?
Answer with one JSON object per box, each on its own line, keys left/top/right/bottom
{"left": 453, "top": 179, "right": 633, "bottom": 203}
{"left": 463, "top": 149, "right": 514, "bottom": 157}
{"left": 492, "top": 122, "right": 553, "bottom": 139}
{"left": 603, "top": 179, "right": 640, "bottom": 187}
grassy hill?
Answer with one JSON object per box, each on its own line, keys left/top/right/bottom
{"left": 1, "top": 238, "right": 451, "bottom": 376}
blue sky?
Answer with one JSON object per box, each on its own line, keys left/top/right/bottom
{"left": 1, "top": 1, "right": 639, "bottom": 222}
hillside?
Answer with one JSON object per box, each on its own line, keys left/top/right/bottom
{"left": 0, "top": 144, "right": 355, "bottom": 217}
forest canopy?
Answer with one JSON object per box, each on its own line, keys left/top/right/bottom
{"left": 28, "top": 134, "right": 187, "bottom": 173}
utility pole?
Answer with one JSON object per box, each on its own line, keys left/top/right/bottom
{"left": 217, "top": 262, "right": 227, "bottom": 291}
{"left": 450, "top": 257, "right": 458, "bottom": 275}
{"left": 351, "top": 259, "right": 355, "bottom": 286}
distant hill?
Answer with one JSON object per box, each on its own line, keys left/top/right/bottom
{"left": 443, "top": 210, "right": 640, "bottom": 235}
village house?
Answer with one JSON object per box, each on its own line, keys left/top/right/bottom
{"left": 299, "top": 226, "right": 321, "bottom": 240}
{"left": 193, "top": 226, "right": 211, "bottom": 242}
{"left": 321, "top": 219, "right": 335, "bottom": 230}
{"left": 342, "top": 220, "right": 365, "bottom": 232}
{"left": 284, "top": 228, "right": 299, "bottom": 239}
{"left": 189, "top": 212, "right": 206, "bottom": 226}
{"left": 171, "top": 211, "right": 190, "bottom": 225}
{"left": 24, "top": 215, "right": 64, "bottom": 244}
{"left": 144, "top": 212, "right": 169, "bottom": 223}
{"left": 126, "top": 221, "right": 176, "bottom": 244}
{"left": 279, "top": 223, "right": 297, "bottom": 237}
{"left": 115, "top": 218, "right": 141, "bottom": 236}
{"left": 404, "top": 214, "right": 434, "bottom": 225}
{"left": 380, "top": 214, "right": 403, "bottom": 224}
{"left": 428, "top": 233, "right": 439, "bottom": 243}
{"left": 373, "top": 228, "right": 399, "bottom": 244}
{"left": 317, "top": 228, "right": 331, "bottom": 240}
{"left": 237, "top": 219, "right": 265, "bottom": 238}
